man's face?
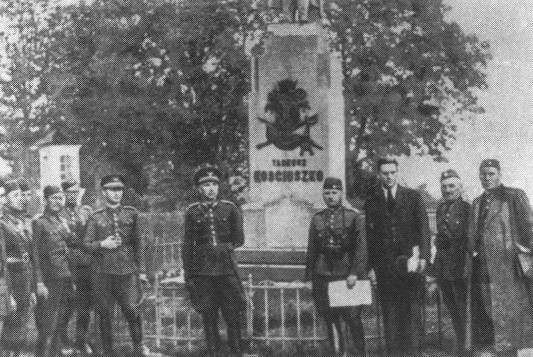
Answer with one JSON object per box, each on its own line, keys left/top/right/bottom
{"left": 441, "top": 178, "right": 462, "bottom": 201}
{"left": 64, "top": 190, "right": 79, "bottom": 206}
{"left": 323, "top": 189, "right": 342, "bottom": 207}
{"left": 198, "top": 181, "right": 219, "bottom": 201}
{"left": 103, "top": 187, "right": 123, "bottom": 205}
{"left": 46, "top": 192, "right": 65, "bottom": 212}
{"left": 479, "top": 167, "right": 501, "bottom": 190}
{"left": 0, "top": 188, "right": 6, "bottom": 212}
{"left": 21, "top": 190, "right": 31, "bottom": 210}
{"left": 378, "top": 163, "right": 398, "bottom": 188}
{"left": 6, "top": 190, "right": 24, "bottom": 212}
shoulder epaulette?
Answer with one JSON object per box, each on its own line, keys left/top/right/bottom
{"left": 344, "top": 206, "right": 361, "bottom": 214}
{"left": 122, "top": 205, "right": 137, "bottom": 211}
{"left": 93, "top": 208, "right": 105, "bottom": 215}
{"left": 220, "top": 200, "right": 238, "bottom": 207}
{"left": 314, "top": 208, "right": 328, "bottom": 216}
{"left": 186, "top": 202, "right": 201, "bottom": 211}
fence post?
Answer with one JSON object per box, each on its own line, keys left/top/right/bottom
{"left": 296, "top": 287, "right": 301, "bottom": 338}
{"left": 280, "top": 287, "right": 286, "bottom": 349}
{"left": 264, "top": 285, "right": 270, "bottom": 345}
{"left": 154, "top": 274, "right": 162, "bottom": 349}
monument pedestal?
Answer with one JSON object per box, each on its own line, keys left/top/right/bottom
{"left": 242, "top": 22, "right": 345, "bottom": 255}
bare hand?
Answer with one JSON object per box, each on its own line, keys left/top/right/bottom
{"left": 37, "top": 282, "right": 49, "bottom": 299}
{"left": 346, "top": 275, "right": 357, "bottom": 289}
{"left": 9, "top": 295, "right": 17, "bottom": 311}
{"left": 407, "top": 256, "right": 419, "bottom": 273}
{"left": 139, "top": 273, "right": 150, "bottom": 287}
{"left": 101, "top": 235, "right": 120, "bottom": 249}
{"left": 368, "top": 269, "right": 377, "bottom": 286}
{"left": 30, "top": 292, "right": 37, "bottom": 307}
{"left": 418, "top": 259, "right": 427, "bottom": 273}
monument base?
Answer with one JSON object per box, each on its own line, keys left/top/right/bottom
{"left": 242, "top": 196, "right": 322, "bottom": 248}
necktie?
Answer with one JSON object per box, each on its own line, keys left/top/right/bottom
{"left": 387, "top": 187, "right": 395, "bottom": 212}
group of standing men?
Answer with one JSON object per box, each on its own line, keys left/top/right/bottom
{"left": 0, "top": 175, "right": 148, "bottom": 357}
{"left": 304, "top": 157, "right": 533, "bottom": 357}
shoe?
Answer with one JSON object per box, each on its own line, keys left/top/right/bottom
{"left": 60, "top": 346, "right": 76, "bottom": 356}
{"left": 76, "top": 342, "right": 94, "bottom": 356}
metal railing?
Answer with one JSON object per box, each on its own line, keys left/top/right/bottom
{"left": 110, "top": 273, "right": 443, "bottom": 353}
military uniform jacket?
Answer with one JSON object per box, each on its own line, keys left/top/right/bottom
{"left": 364, "top": 185, "right": 430, "bottom": 273}
{"left": 182, "top": 200, "right": 244, "bottom": 281}
{"left": 84, "top": 205, "right": 146, "bottom": 275}
{"left": 304, "top": 205, "right": 367, "bottom": 281}
{"left": 61, "top": 205, "right": 91, "bottom": 267}
{"left": 0, "top": 211, "right": 39, "bottom": 283}
{"left": 432, "top": 197, "right": 470, "bottom": 280}
{"left": 33, "top": 210, "right": 73, "bottom": 282}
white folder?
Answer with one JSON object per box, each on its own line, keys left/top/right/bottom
{"left": 328, "top": 280, "right": 372, "bottom": 307}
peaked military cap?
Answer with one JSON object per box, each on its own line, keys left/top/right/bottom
{"left": 43, "top": 185, "right": 62, "bottom": 199}
{"left": 323, "top": 177, "right": 343, "bottom": 191}
{"left": 17, "top": 177, "right": 30, "bottom": 192}
{"left": 194, "top": 164, "right": 222, "bottom": 185}
{"left": 479, "top": 159, "right": 500, "bottom": 171}
{"left": 4, "top": 180, "right": 20, "bottom": 195}
{"left": 61, "top": 179, "right": 79, "bottom": 191}
{"left": 100, "top": 174, "right": 126, "bottom": 189}
{"left": 440, "top": 169, "right": 460, "bottom": 181}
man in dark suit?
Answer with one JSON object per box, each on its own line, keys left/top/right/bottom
{"left": 364, "top": 157, "right": 430, "bottom": 356}
{"left": 432, "top": 169, "right": 470, "bottom": 355}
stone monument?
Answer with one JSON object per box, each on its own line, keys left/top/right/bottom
{"left": 243, "top": 19, "right": 345, "bottom": 250}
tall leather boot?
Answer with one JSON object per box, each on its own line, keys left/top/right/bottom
{"left": 99, "top": 315, "right": 114, "bottom": 357}
{"left": 203, "top": 314, "right": 220, "bottom": 357}
{"left": 347, "top": 317, "right": 366, "bottom": 356}
{"left": 226, "top": 311, "right": 243, "bottom": 356}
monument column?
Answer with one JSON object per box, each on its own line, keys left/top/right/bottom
{"left": 243, "top": 21, "right": 345, "bottom": 249}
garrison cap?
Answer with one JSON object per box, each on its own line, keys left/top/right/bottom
{"left": 100, "top": 174, "right": 126, "bottom": 189}
{"left": 4, "top": 180, "right": 20, "bottom": 195}
{"left": 194, "top": 164, "right": 222, "bottom": 185}
{"left": 440, "top": 169, "right": 460, "bottom": 181}
{"left": 43, "top": 185, "right": 62, "bottom": 199}
{"left": 479, "top": 159, "right": 500, "bottom": 171}
{"left": 323, "top": 177, "right": 343, "bottom": 191}
{"left": 61, "top": 179, "right": 79, "bottom": 191}
{"left": 17, "top": 177, "right": 30, "bottom": 192}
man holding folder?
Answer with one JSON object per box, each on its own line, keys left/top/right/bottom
{"left": 305, "top": 177, "right": 367, "bottom": 356}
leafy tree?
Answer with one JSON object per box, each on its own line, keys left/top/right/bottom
{"left": 0, "top": 0, "right": 70, "bottom": 177}
{"left": 53, "top": 0, "right": 263, "bottom": 209}
{"left": 325, "top": 0, "right": 490, "bottom": 196}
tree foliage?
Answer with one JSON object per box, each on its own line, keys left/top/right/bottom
{"left": 0, "top": 0, "right": 490, "bottom": 207}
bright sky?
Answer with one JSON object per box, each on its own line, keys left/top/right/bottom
{"left": 401, "top": 0, "right": 533, "bottom": 201}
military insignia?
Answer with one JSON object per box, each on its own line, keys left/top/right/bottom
{"left": 257, "top": 79, "right": 323, "bottom": 156}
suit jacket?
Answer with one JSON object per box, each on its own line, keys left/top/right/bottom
{"left": 432, "top": 197, "right": 470, "bottom": 280}
{"left": 304, "top": 205, "right": 367, "bottom": 281}
{"left": 84, "top": 205, "right": 146, "bottom": 275}
{"left": 364, "top": 185, "right": 430, "bottom": 274}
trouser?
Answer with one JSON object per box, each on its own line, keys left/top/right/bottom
{"left": 438, "top": 279, "right": 467, "bottom": 352}
{"left": 471, "top": 258, "right": 495, "bottom": 346}
{"left": 312, "top": 276, "right": 366, "bottom": 356}
{"left": 35, "top": 278, "right": 75, "bottom": 357}
{"left": 60, "top": 265, "right": 92, "bottom": 347}
{"left": 187, "top": 275, "right": 245, "bottom": 356}
{"left": 92, "top": 272, "right": 143, "bottom": 356}
{"left": 0, "top": 266, "right": 34, "bottom": 352}
{"left": 376, "top": 272, "right": 423, "bottom": 357}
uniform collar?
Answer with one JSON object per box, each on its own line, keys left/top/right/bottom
{"left": 105, "top": 204, "right": 121, "bottom": 214}
{"left": 202, "top": 200, "right": 218, "bottom": 209}
{"left": 4, "top": 209, "right": 24, "bottom": 223}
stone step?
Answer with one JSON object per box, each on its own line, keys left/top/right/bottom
{"left": 238, "top": 263, "right": 306, "bottom": 282}
{"left": 235, "top": 248, "right": 307, "bottom": 265}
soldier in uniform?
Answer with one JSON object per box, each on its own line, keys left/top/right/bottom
{"left": 432, "top": 170, "right": 470, "bottom": 355}
{"left": 182, "top": 164, "right": 245, "bottom": 357}
{"left": 0, "top": 180, "right": 47, "bottom": 355}
{"left": 17, "top": 178, "right": 32, "bottom": 216}
{"left": 59, "top": 179, "right": 94, "bottom": 355}
{"left": 304, "top": 177, "right": 367, "bottom": 356}
{"left": 33, "top": 185, "right": 76, "bottom": 357}
{"left": 83, "top": 175, "right": 147, "bottom": 357}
